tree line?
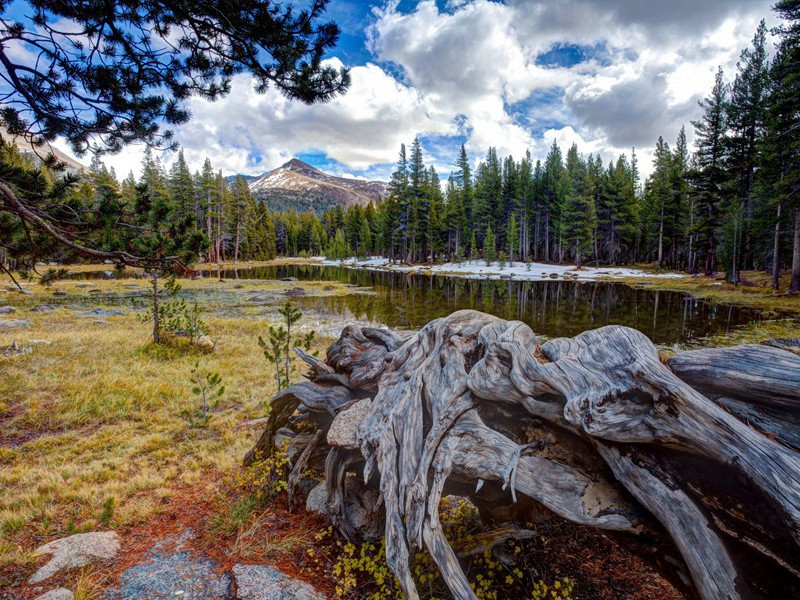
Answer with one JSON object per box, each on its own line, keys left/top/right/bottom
{"left": 2, "top": 6, "right": 798, "bottom": 292}
{"left": 315, "top": 13, "right": 800, "bottom": 291}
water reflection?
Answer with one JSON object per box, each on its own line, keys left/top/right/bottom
{"left": 200, "top": 264, "right": 762, "bottom": 345}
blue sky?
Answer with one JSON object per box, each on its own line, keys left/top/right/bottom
{"left": 52, "top": 0, "right": 777, "bottom": 182}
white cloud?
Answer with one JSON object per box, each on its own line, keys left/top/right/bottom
{"left": 66, "top": 0, "right": 776, "bottom": 180}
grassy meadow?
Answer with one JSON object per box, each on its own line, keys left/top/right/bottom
{"left": 0, "top": 268, "right": 346, "bottom": 591}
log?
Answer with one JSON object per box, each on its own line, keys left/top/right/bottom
{"left": 245, "top": 309, "right": 800, "bottom": 599}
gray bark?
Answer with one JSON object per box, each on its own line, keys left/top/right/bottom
{"left": 247, "top": 310, "right": 800, "bottom": 600}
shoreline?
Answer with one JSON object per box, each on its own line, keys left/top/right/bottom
{"left": 320, "top": 256, "right": 685, "bottom": 282}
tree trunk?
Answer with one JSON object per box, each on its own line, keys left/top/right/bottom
{"left": 151, "top": 271, "right": 159, "bottom": 344}
{"left": 773, "top": 201, "right": 782, "bottom": 290}
{"left": 247, "top": 312, "right": 800, "bottom": 600}
{"left": 657, "top": 205, "right": 664, "bottom": 269}
{"left": 791, "top": 207, "right": 800, "bottom": 293}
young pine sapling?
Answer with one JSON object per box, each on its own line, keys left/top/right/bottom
{"left": 189, "top": 361, "right": 225, "bottom": 421}
{"left": 258, "top": 301, "right": 316, "bottom": 392}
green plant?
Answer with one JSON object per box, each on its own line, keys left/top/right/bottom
{"left": 98, "top": 497, "right": 115, "bottom": 527}
{"left": 189, "top": 361, "right": 224, "bottom": 421}
{"left": 498, "top": 251, "right": 507, "bottom": 269}
{"left": 135, "top": 274, "right": 209, "bottom": 345}
{"left": 258, "top": 301, "right": 316, "bottom": 391}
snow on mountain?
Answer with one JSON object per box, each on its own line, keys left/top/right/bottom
{"left": 248, "top": 158, "right": 387, "bottom": 213}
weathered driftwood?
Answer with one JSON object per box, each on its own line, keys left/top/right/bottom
{"left": 246, "top": 310, "right": 800, "bottom": 600}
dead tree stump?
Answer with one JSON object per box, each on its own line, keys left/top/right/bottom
{"left": 246, "top": 310, "right": 800, "bottom": 600}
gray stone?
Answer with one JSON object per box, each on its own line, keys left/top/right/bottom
{"left": 80, "top": 309, "right": 124, "bottom": 317}
{"left": 30, "top": 531, "right": 119, "bottom": 583}
{"left": 305, "top": 483, "right": 327, "bottom": 514}
{"left": 281, "top": 277, "right": 299, "bottom": 282}
{"left": 17, "top": 288, "right": 34, "bottom": 295}
{"left": 327, "top": 399, "right": 371, "bottom": 449}
{"left": 52, "top": 291, "right": 67, "bottom": 297}
{"left": 0, "top": 306, "right": 15, "bottom": 314}
{"left": 32, "top": 304, "right": 58, "bottom": 312}
{"left": 0, "top": 319, "right": 30, "bottom": 329}
{"left": 305, "top": 476, "right": 384, "bottom": 541}
{"left": 232, "top": 564, "right": 324, "bottom": 600}
{"left": 105, "top": 530, "right": 230, "bottom": 600}
{"left": 284, "top": 287, "right": 305, "bottom": 297}
{"left": 75, "top": 283, "right": 96, "bottom": 288}
{"left": 35, "top": 588, "right": 73, "bottom": 600}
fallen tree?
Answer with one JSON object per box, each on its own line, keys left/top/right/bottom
{"left": 246, "top": 309, "right": 800, "bottom": 599}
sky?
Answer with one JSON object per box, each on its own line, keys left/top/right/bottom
{"left": 55, "top": 0, "right": 778, "bottom": 182}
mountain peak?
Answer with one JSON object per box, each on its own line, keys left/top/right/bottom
{"left": 249, "top": 158, "right": 387, "bottom": 214}
{"left": 280, "top": 158, "right": 319, "bottom": 173}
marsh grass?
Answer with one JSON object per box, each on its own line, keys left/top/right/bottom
{"left": 621, "top": 268, "right": 800, "bottom": 316}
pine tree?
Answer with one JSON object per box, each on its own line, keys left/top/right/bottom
{"left": 691, "top": 67, "right": 728, "bottom": 276}
{"left": 764, "top": 0, "right": 800, "bottom": 291}
{"left": 484, "top": 224, "right": 495, "bottom": 266}
{"left": 507, "top": 212, "right": 519, "bottom": 266}
{"left": 563, "top": 144, "right": 595, "bottom": 267}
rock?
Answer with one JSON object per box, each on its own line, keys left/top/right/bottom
{"left": 31, "top": 304, "right": 58, "bottom": 312}
{"left": 35, "top": 588, "right": 73, "bottom": 600}
{"left": 281, "top": 277, "right": 299, "bottom": 282}
{"left": 0, "top": 306, "right": 15, "bottom": 314}
{"left": 284, "top": 287, "right": 305, "bottom": 297}
{"left": 323, "top": 285, "right": 335, "bottom": 291}
{"left": 106, "top": 530, "right": 229, "bottom": 600}
{"left": 52, "top": 290, "right": 67, "bottom": 296}
{"left": 0, "top": 319, "right": 30, "bottom": 329}
{"left": 29, "top": 531, "right": 119, "bottom": 583}
{"left": 305, "top": 476, "right": 384, "bottom": 541}
{"left": 88, "top": 289, "right": 102, "bottom": 294}
{"left": 75, "top": 283, "right": 96, "bottom": 288}
{"left": 80, "top": 309, "right": 124, "bottom": 317}
{"left": 16, "top": 288, "right": 34, "bottom": 295}
{"left": 305, "top": 483, "right": 327, "bottom": 514}
{"left": 327, "top": 399, "right": 371, "bottom": 449}
{"left": 28, "top": 339, "right": 53, "bottom": 345}
{"left": 196, "top": 335, "right": 215, "bottom": 352}
{"left": 232, "top": 564, "right": 324, "bottom": 600}
{"left": 122, "top": 283, "right": 140, "bottom": 289}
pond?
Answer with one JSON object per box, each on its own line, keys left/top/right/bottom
{"left": 173, "top": 264, "right": 764, "bottom": 346}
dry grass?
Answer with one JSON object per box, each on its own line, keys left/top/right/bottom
{"left": 0, "top": 271, "right": 340, "bottom": 572}
{"left": 619, "top": 268, "right": 800, "bottom": 316}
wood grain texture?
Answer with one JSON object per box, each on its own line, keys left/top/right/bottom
{"left": 246, "top": 310, "right": 800, "bottom": 600}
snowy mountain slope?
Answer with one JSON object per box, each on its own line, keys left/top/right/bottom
{"left": 247, "top": 158, "right": 387, "bottom": 213}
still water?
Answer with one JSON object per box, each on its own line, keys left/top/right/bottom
{"left": 72, "top": 263, "right": 764, "bottom": 344}
{"left": 201, "top": 264, "right": 762, "bottom": 345}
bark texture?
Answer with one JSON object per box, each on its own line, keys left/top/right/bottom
{"left": 246, "top": 310, "right": 800, "bottom": 600}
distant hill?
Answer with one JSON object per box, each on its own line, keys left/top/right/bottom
{"left": 0, "top": 126, "right": 87, "bottom": 174}
{"left": 246, "top": 158, "right": 387, "bottom": 213}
